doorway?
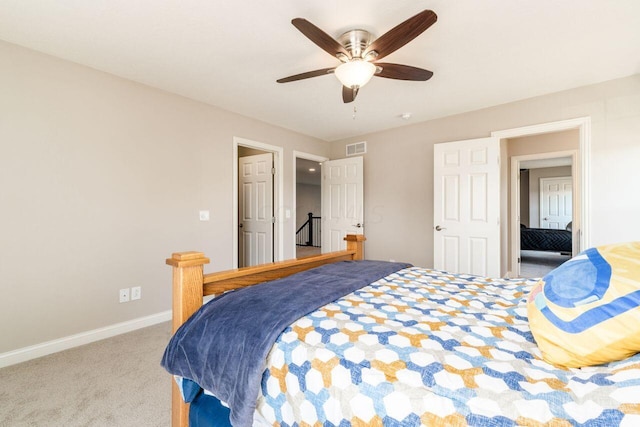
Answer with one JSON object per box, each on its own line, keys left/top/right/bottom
{"left": 293, "top": 151, "right": 327, "bottom": 258}
{"left": 492, "top": 117, "right": 590, "bottom": 278}
{"left": 517, "top": 155, "right": 575, "bottom": 277}
{"left": 233, "top": 137, "right": 283, "bottom": 268}
{"left": 294, "top": 157, "right": 323, "bottom": 258}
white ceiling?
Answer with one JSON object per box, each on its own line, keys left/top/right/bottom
{"left": 1, "top": 1, "right": 639, "bottom": 141}
{"left": 297, "top": 158, "right": 322, "bottom": 186}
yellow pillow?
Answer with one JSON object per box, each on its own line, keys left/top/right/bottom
{"left": 527, "top": 242, "right": 640, "bottom": 368}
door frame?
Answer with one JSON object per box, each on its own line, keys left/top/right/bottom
{"left": 292, "top": 151, "right": 328, "bottom": 257}
{"left": 492, "top": 116, "right": 591, "bottom": 277}
{"left": 233, "top": 137, "right": 284, "bottom": 268}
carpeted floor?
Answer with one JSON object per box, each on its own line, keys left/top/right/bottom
{"left": 519, "top": 249, "right": 571, "bottom": 278}
{"left": 296, "top": 246, "right": 321, "bottom": 258}
{"left": 0, "top": 322, "right": 173, "bottom": 427}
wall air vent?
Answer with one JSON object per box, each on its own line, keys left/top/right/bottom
{"left": 346, "top": 141, "right": 366, "bottom": 157}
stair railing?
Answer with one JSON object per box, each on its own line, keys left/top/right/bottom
{"left": 296, "top": 212, "right": 321, "bottom": 247}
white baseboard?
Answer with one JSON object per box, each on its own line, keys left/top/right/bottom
{"left": 0, "top": 310, "right": 171, "bottom": 369}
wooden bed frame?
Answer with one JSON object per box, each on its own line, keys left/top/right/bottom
{"left": 165, "top": 234, "right": 366, "bottom": 427}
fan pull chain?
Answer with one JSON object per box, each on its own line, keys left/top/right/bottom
{"left": 353, "top": 107, "right": 357, "bottom": 120}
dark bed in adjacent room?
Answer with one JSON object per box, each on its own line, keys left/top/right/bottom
{"left": 520, "top": 223, "right": 572, "bottom": 254}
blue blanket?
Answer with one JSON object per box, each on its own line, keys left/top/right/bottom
{"left": 161, "top": 260, "right": 411, "bottom": 427}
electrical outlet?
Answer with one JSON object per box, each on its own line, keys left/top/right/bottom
{"left": 131, "top": 286, "right": 142, "bottom": 301}
{"left": 199, "top": 210, "right": 210, "bottom": 221}
{"left": 119, "top": 288, "right": 130, "bottom": 303}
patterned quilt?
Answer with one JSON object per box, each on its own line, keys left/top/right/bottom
{"left": 255, "top": 267, "right": 640, "bottom": 426}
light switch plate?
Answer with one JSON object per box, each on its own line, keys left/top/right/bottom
{"left": 199, "top": 210, "right": 210, "bottom": 221}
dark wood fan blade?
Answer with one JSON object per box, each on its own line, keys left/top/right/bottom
{"left": 374, "top": 63, "right": 433, "bottom": 81}
{"left": 277, "top": 67, "right": 335, "bottom": 83}
{"left": 364, "top": 10, "right": 437, "bottom": 61}
{"left": 342, "top": 86, "right": 358, "bottom": 103}
{"left": 292, "top": 18, "right": 351, "bottom": 60}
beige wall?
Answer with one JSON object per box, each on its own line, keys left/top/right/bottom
{"left": 330, "top": 74, "right": 640, "bottom": 268}
{"left": 508, "top": 129, "right": 579, "bottom": 156}
{"left": 2, "top": 36, "right": 639, "bottom": 356}
{"left": 295, "top": 184, "right": 321, "bottom": 230}
{"left": 238, "top": 146, "right": 267, "bottom": 157}
{"left": 0, "top": 41, "right": 328, "bottom": 354}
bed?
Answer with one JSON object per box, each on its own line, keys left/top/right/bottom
{"left": 162, "top": 235, "right": 640, "bottom": 427}
{"left": 520, "top": 224, "right": 572, "bottom": 254}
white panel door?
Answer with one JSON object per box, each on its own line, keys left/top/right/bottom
{"left": 540, "top": 177, "right": 572, "bottom": 229}
{"left": 239, "top": 153, "right": 273, "bottom": 267}
{"left": 433, "top": 137, "right": 500, "bottom": 277}
{"left": 321, "top": 156, "right": 364, "bottom": 253}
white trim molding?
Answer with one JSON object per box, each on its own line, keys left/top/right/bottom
{"left": 0, "top": 310, "right": 171, "bottom": 368}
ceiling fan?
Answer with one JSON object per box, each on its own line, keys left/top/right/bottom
{"left": 277, "top": 10, "right": 437, "bottom": 103}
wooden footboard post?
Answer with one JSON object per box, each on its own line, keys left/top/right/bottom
{"left": 166, "top": 251, "right": 210, "bottom": 427}
{"left": 345, "top": 234, "right": 366, "bottom": 260}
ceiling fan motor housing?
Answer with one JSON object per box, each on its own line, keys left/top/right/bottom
{"left": 338, "top": 29, "right": 375, "bottom": 60}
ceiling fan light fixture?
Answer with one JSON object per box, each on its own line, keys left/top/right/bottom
{"left": 334, "top": 60, "right": 376, "bottom": 89}
{"left": 279, "top": 10, "right": 437, "bottom": 103}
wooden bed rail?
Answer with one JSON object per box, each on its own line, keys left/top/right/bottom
{"left": 203, "top": 249, "right": 357, "bottom": 294}
{"left": 165, "top": 234, "right": 365, "bottom": 427}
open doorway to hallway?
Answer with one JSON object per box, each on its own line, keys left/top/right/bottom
{"left": 295, "top": 157, "right": 322, "bottom": 258}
